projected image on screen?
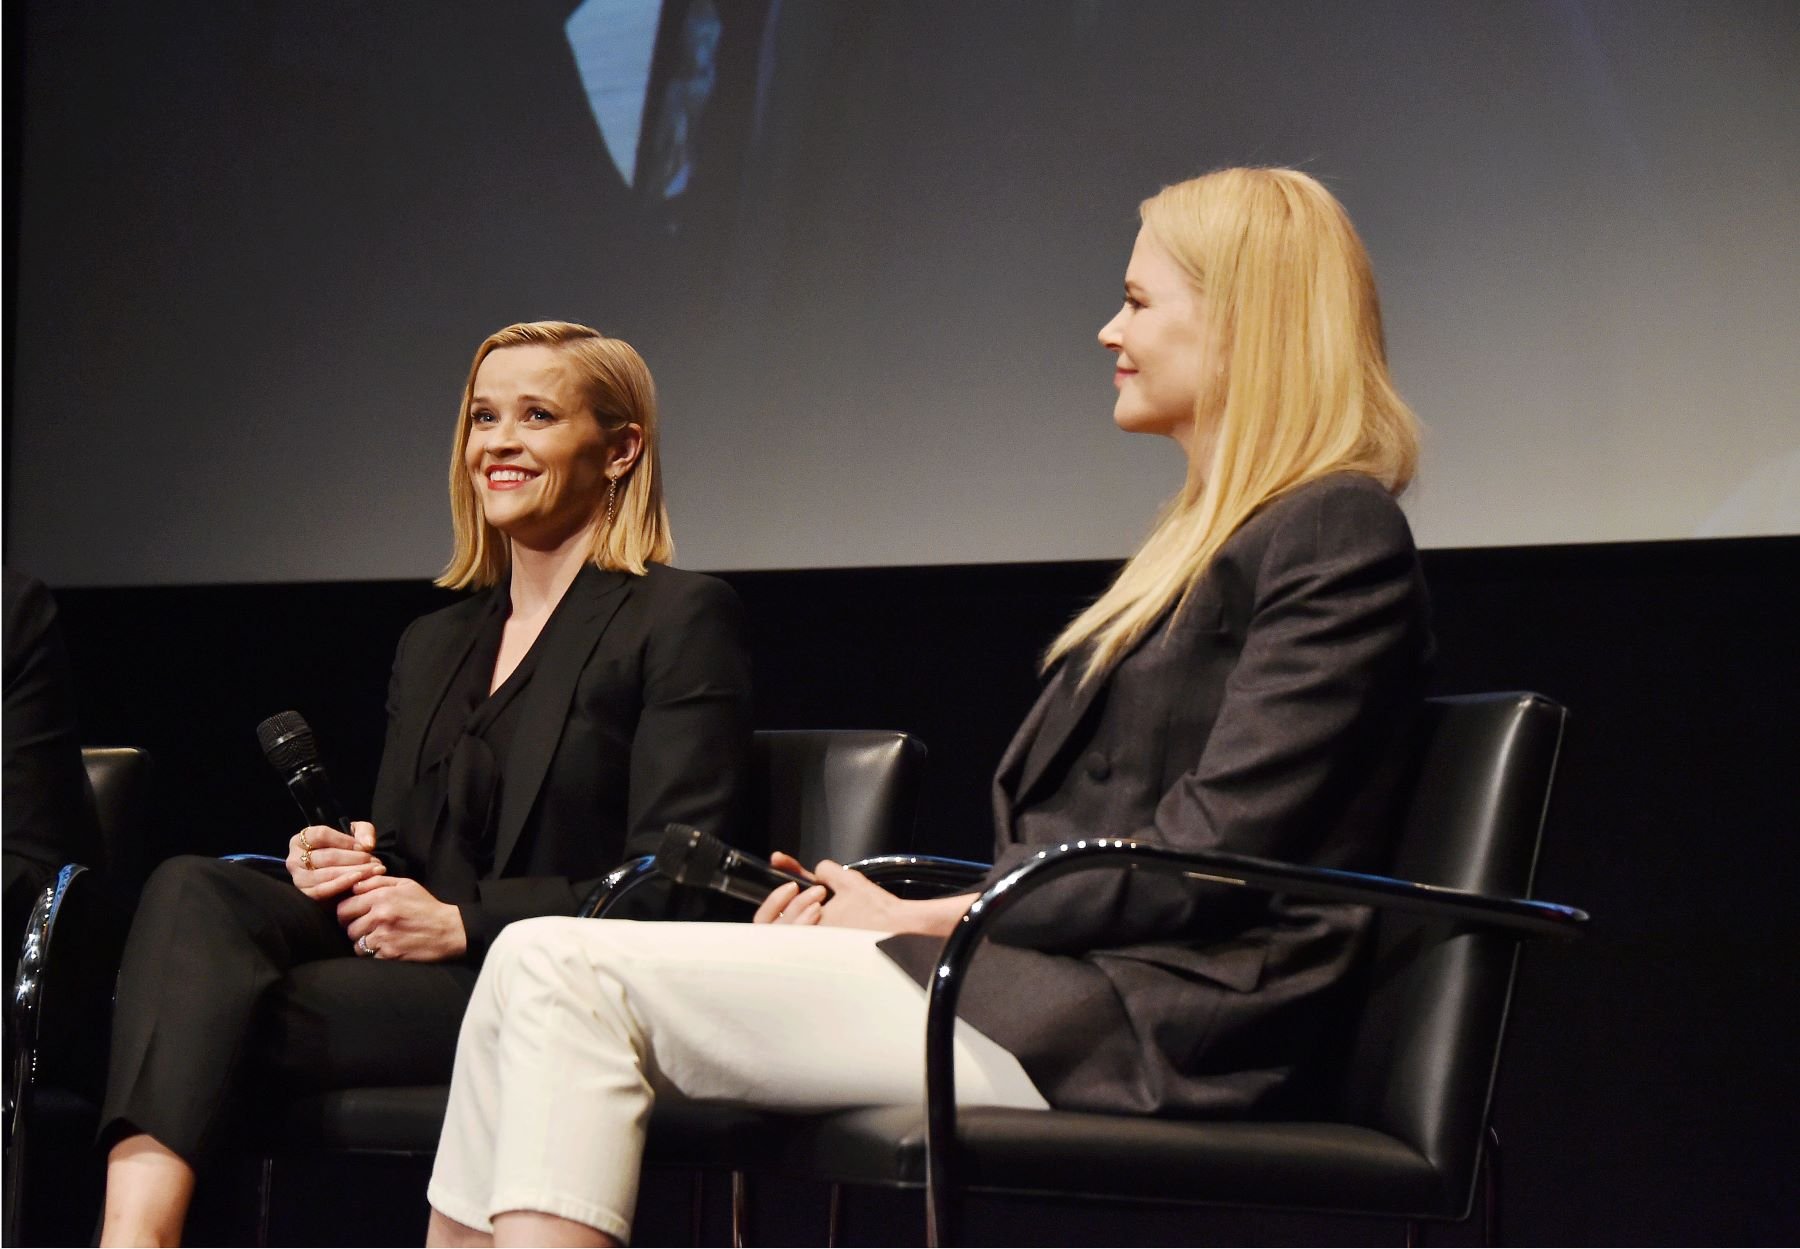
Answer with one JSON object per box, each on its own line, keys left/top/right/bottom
{"left": 10, "top": 0, "right": 1798, "bottom": 586}
{"left": 570, "top": 0, "right": 725, "bottom": 203}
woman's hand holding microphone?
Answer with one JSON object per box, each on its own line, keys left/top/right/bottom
{"left": 754, "top": 851, "right": 972, "bottom": 938}
{"left": 286, "top": 820, "right": 383, "bottom": 900}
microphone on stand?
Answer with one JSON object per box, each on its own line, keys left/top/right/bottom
{"left": 654, "top": 822, "right": 829, "bottom": 906}
{"left": 255, "top": 710, "right": 355, "bottom": 838}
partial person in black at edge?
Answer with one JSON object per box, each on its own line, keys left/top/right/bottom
{"left": 423, "top": 167, "right": 1434, "bottom": 1247}
{"left": 97, "top": 321, "right": 754, "bottom": 1246}
{"left": 3, "top": 568, "right": 105, "bottom": 962}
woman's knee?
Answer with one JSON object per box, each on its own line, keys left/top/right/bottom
{"left": 137, "top": 854, "right": 242, "bottom": 918}
{"left": 483, "top": 917, "right": 633, "bottom": 1007}
{"left": 141, "top": 852, "right": 222, "bottom": 889}
{"left": 486, "top": 916, "right": 590, "bottom": 979}
{"left": 129, "top": 854, "right": 287, "bottom": 951}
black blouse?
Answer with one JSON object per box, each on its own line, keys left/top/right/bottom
{"left": 399, "top": 584, "right": 566, "bottom": 911}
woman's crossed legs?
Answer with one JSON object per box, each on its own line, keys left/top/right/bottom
{"left": 427, "top": 918, "right": 1046, "bottom": 1246}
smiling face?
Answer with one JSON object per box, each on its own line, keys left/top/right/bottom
{"left": 1096, "top": 227, "right": 1222, "bottom": 456}
{"left": 462, "top": 344, "right": 630, "bottom": 551}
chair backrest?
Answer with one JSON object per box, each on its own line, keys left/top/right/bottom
{"left": 751, "top": 730, "right": 927, "bottom": 864}
{"left": 80, "top": 746, "right": 153, "bottom": 889}
{"left": 1336, "top": 692, "right": 1568, "bottom": 1217}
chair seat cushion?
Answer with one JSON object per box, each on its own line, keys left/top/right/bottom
{"left": 767, "top": 1106, "right": 1453, "bottom": 1217}
{"left": 273, "top": 1086, "right": 450, "bottom": 1155}
{"left": 270, "top": 1093, "right": 1451, "bottom": 1217}
{"left": 272, "top": 1087, "right": 808, "bottom": 1173}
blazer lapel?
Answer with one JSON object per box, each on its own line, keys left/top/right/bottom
{"left": 1008, "top": 608, "right": 1178, "bottom": 814}
{"left": 1011, "top": 659, "right": 1108, "bottom": 811}
{"left": 489, "top": 565, "right": 633, "bottom": 875}
{"left": 394, "top": 591, "right": 502, "bottom": 786}
{"left": 990, "top": 666, "right": 1064, "bottom": 838}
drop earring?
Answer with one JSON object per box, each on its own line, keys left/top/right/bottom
{"left": 605, "top": 477, "right": 619, "bottom": 525}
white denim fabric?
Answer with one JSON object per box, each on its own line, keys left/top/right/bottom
{"left": 427, "top": 918, "right": 1047, "bottom": 1240}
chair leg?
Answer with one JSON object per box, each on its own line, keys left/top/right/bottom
{"left": 731, "top": 1170, "right": 748, "bottom": 1248}
{"left": 1483, "top": 1124, "right": 1503, "bottom": 1247}
{"left": 826, "top": 1182, "right": 843, "bottom": 1247}
{"left": 3, "top": 1099, "right": 27, "bottom": 1246}
{"left": 926, "top": 1185, "right": 961, "bottom": 1248}
{"left": 256, "top": 1156, "right": 274, "bottom": 1248}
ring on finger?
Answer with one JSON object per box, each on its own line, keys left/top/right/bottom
{"left": 300, "top": 847, "right": 313, "bottom": 871}
{"left": 299, "top": 830, "right": 313, "bottom": 853}
{"left": 355, "top": 935, "right": 373, "bottom": 958}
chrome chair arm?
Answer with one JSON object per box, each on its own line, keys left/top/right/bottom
{"left": 921, "top": 838, "right": 1589, "bottom": 1244}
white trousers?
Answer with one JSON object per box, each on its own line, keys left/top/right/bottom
{"left": 426, "top": 918, "right": 1048, "bottom": 1241}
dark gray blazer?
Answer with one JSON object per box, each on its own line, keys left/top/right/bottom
{"left": 883, "top": 473, "right": 1432, "bottom": 1116}
{"left": 370, "top": 562, "right": 754, "bottom": 960}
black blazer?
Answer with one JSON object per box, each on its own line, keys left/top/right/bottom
{"left": 3, "top": 570, "right": 104, "bottom": 954}
{"left": 884, "top": 473, "right": 1432, "bottom": 1116}
{"left": 369, "top": 562, "right": 753, "bottom": 960}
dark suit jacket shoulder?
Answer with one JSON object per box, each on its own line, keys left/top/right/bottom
{"left": 370, "top": 562, "right": 753, "bottom": 960}
{"left": 884, "top": 472, "right": 1432, "bottom": 1115}
{"left": 4, "top": 570, "right": 105, "bottom": 953}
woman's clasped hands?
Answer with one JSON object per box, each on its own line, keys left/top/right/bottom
{"left": 285, "top": 820, "right": 468, "bottom": 961}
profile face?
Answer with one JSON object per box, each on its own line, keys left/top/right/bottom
{"left": 464, "top": 344, "right": 614, "bottom": 549}
{"left": 1097, "top": 227, "right": 1220, "bottom": 450}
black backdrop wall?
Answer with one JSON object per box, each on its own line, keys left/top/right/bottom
{"left": 47, "top": 534, "right": 1800, "bottom": 1245}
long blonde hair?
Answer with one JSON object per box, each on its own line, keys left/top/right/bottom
{"left": 1047, "top": 168, "right": 1419, "bottom": 681}
{"left": 438, "top": 321, "right": 674, "bottom": 590}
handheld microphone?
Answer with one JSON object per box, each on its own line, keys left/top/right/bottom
{"left": 654, "top": 823, "right": 829, "bottom": 906}
{"left": 256, "top": 710, "right": 356, "bottom": 839}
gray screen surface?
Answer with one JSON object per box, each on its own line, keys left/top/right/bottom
{"left": 11, "top": 0, "right": 1797, "bottom": 586}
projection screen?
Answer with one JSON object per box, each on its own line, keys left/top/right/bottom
{"left": 9, "top": 0, "right": 1797, "bottom": 586}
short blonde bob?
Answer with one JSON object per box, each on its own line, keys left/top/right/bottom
{"left": 437, "top": 321, "right": 674, "bottom": 590}
{"left": 1047, "top": 167, "right": 1421, "bottom": 681}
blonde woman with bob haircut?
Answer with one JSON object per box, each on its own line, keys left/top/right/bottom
{"left": 440, "top": 321, "right": 674, "bottom": 587}
{"left": 98, "top": 321, "right": 753, "bottom": 1247}
{"left": 425, "top": 170, "right": 1432, "bottom": 1249}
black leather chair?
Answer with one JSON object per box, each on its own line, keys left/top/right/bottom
{"left": 718, "top": 693, "right": 1589, "bottom": 1245}
{"left": 249, "top": 729, "right": 926, "bottom": 1243}
{"left": 6, "top": 746, "right": 154, "bottom": 1246}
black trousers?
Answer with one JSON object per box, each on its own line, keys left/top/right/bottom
{"left": 100, "top": 856, "right": 479, "bottom": 1164}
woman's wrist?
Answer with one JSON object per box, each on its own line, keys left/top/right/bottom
{"left": 908, "top": 892, "right": 976, "bottom": 938}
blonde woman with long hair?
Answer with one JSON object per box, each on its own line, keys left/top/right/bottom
{"left": 426, "top": 169, "right": 1432, "bottom": 1248}
{"left": 98, "top": 322, "right": 753, "bottom": 1246}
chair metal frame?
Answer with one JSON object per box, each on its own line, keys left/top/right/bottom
{"left": 913, "top": 839, "right": 1587, "bottom": 1245}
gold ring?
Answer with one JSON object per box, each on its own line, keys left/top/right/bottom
{"left": 299, "top": 830, "right": 313, "bottom": 853}
{"left": 300, "top": 847, "right": 313, "bottom": 871}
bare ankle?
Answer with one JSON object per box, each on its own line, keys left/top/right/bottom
{"left": 102, "top": 1135, "right": 195, "bottom": 1247}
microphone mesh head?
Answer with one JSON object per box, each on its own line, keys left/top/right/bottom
{"left": 256, "top": 711, "right": 318, "bottom": 774}
{"left": 656, "top": 822, "right": 726, "bottom": 886}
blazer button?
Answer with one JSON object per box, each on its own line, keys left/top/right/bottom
{"left": 1084, "top": 751, "right": 1111, "bottom": 781}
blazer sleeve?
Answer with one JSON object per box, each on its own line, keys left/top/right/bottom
{"left": 621, "top": 575, "right": 755, "bottom": 858}
{"left": 456, "top": 575, "right": 755, "bottom": 953}
{"left": 984, "top": 481, "right": 1429, "bottom": 954}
